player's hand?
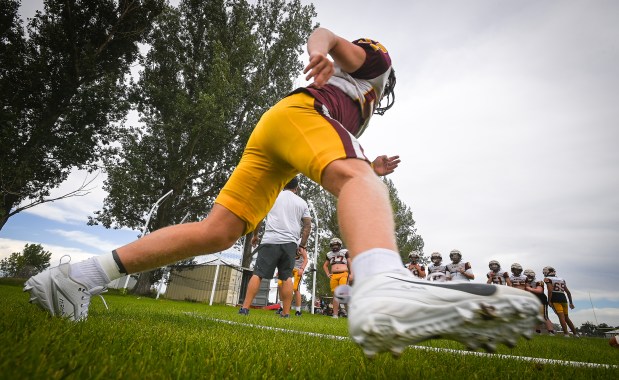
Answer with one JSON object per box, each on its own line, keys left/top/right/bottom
{"left": 372, "top": 155, "right": 401, "bottom": 176}
{"left": 304, "top": 53, "right": 334, "bottom": 88}
{"left": 570, "top": 303, "right": 575, "bottom": 309}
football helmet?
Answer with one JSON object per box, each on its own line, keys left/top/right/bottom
{"left": 488, "top": 260, "right": 500, "bottom": 272}
{"left": 329, "top": 237, "right": 342, "bottom": 252}
{"left": 511, "top": 263, "right": 523, "bottom": 276}
{"left": 523, "top": 269, "right": 536, "bottom": 281}
{"left": 542, "top": 266, "right": 556, "bottom": 277}
{"left": 375, "top": 69, "right": 396, "bottom": 115}
{"left": 449, "top": 249, "right": 462, "bottom": 263}
{"left": 430, "top": 252, "right": 442, "bottom": 264}
{"left": 408, "top": 251, "right": 421, "bottom": 263}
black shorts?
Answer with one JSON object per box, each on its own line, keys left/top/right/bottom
{"left": 535, "top": 292, "right": 548, "bottom": 305}
{"left": 253, "top": 242, "right": 297, "bottom": 280}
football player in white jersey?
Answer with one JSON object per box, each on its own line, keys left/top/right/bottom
{"left": 426, "top": 252, "right": 450, "bottom": 282}
{"left": 543, "top": 266, "right": 577, "bottom": 337}
{"left": 509, "top": 263, "right": 527, "bottom": 290}
{"left": 406, "top": 251, "right": 426, "bottom": 279}
{"left": 25, "top": 26, "right": 541, "bottom": 357}
{"left": 486, "top": 260, "right": 511, "bottom": 286}
{"left": 523, "top": 269, "right": 555, "bottom": 335}
{"left": 446, "top": 249, "right": 474, "bottom": 282}
{"left": 323, "top": 237, "right": 352, "bottom": 318}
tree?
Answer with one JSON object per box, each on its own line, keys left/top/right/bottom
{"left": 0, "top": 243, "right": 51, "bottom": 278}
{"left": 0, "top": 0, "right": 165, "bottom": 230}
{"left": 385, "top": 178, "right": 425, "bottom": 262}
{"left": 90, "top": 0, "right": 316, "bottom": 295}
{"left": 579, "top": 322, "right": 614, "bottom": 337}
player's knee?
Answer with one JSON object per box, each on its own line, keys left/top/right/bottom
{"left": 321, "top": 159, "right": 376, "bottom": 196}
{"left": 196, "top": 220, "right": 239, "bottom": 251}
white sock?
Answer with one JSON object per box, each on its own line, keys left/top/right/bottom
{"left": 351, "top": 248, "right": 408, "bottom": 282}
{"left": 70, "top": 256, "right": 113, "bottom": 290}
{"left": 94, "top": 253, "right": 124, "bottom": 282}
{"left": 295, "top": 306, "right": 300, "bottom": 312}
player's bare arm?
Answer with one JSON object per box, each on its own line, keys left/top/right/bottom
{"left": 323, "top": 259, "right": 331, "bottom": 278}
{"left": 304, "top": 27, "right": 366, "bottom": 88}
{"left": 565, "top": 286, "right": 575, "bottom": 308}
{"left": 299, "top": 216, "right": 312, "bottom": 249}
{"left": 347, "top": 257, "right": 353, "bottom": 281}
{"left": 299, "top": 249, "right": 308, "bottom": 274}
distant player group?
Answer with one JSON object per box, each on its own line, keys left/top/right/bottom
{"left": 406, "top": 250, "right": 578, "bottom": 337}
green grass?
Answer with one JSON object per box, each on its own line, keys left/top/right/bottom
{"left": 1, "top": 281, "right": 617, "bottom": 379}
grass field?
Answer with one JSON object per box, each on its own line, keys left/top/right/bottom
{"left": 1, "top": 280, "right": 617, "bottom": 379}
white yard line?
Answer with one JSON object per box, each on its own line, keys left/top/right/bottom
{"left": 185, "top": 313, "right": 617, "bottom": 370}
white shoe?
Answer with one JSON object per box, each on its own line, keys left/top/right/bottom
{"left": 23, "top": 262, "right": 107, "bottom": 321}
{"left": 348, "top": 272, "right": 541, "bottom": 357}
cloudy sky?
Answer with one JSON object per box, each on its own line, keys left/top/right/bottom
{"left": 4, "top": 0, "right": 618, "bottom": 327}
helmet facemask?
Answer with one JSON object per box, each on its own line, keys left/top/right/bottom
{"left": 449, "top": 250, "right": 462, "bottom": 264}
{"left": 523, "top": 269, "right": 536, "bottom": 282}
{"left": 374, "top": 69, "right": 396, "bottom": 115}
{"left": 489, "top": 260, "right": 500, "bottom": 272}
{"left": 511, "top": 263, "right": 523, "bottom": 276}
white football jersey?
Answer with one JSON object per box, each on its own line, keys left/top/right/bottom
{"left": 509, "top": 274, "right": 528, "bottom": 288}
{"left": 487, "top": 270, "right": 509, "bottom": 285}
{"left": 326, "top": 249, "right": 349, "bottom": 266}
{"left": 447, "top": 262, "right": 473, "bottom": 281}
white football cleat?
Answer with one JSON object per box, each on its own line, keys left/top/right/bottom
{"left": 23, "top": 262, "right": 107, "bottom": 321}
{"left": 348, "top": 271, "right": 541, "bottom": 356}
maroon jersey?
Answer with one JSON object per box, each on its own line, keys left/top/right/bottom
{"left": 294, "top": 38, "right": 393, "bottom": 138}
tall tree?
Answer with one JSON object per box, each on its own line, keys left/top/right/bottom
{"left": 0, "top": 0, "right": 165, "bottom": 230}
{"left": 91, "top": 0, "right": 316, "bottom": 294}
{"left": 0, "top": 243, "right": 51, "bottom": 278}
{"left": 384, "top": 178, "right": 425, "bottom": 261}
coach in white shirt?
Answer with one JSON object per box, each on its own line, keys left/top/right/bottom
{"left": 239, "top": 176, "right": 312, "bottom": 317}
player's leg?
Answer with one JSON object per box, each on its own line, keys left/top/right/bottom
{"left": 294, "top": 290, "right": 302, "bottom": 315}
{"left": 329, "top": 274, "right": 339, "bottom": 318}
{"left": 23, "top": 205, "right": 246, "bottom": 321}
{"left": 565, "top": 313, "right": 577, "bottom": 335}
{"left": 274, "top": 279, "right": 283, "bottom": 314}
{"left": 321, "top": 159, "right": 397, "bottom": 255}
{"left": 240, "top": 274, "right": 263, "bottom": 315}
{"left": 277, "top": 243, "right": 297, "bottom": 317}
{"left": 116, "top": 205, "right": 245, "bottom": 273}
{"left": 332, "top": 296, "right": 340, "bottom": 318}
{"left": 553, "top": 304, "right": 569, "bottom": 335}
{"left": 542, "top": 303, "right": 555, "bottom": 334}
{"left": 248, "top": 92, "right": 541, "bottom": 355}
{"left": 280, "top": 279, "right": 293, "bottom": 317}
{"left": 25, "top": 95, "right": 292, "bottom": 321}
{"left": 293, "top": 269, "right": 303, "bottom": 315}
{"left": 320, "top": 158, "right": 541, "bottom": 356}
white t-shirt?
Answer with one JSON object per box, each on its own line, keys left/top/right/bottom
{"left": 261, "top": 190, "right": 311, "bottom": 245}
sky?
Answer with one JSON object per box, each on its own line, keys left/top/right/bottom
{"left": 4, "top": 0, "right": 618, "bottom": 327}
